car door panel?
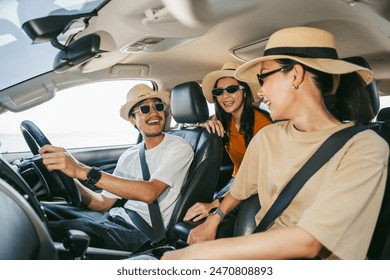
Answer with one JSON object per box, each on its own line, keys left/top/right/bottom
{"left": 70, "top": 145, "right": 130, "bottom": 174}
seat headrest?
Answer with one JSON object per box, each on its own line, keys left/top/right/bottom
{"left": 171, "top": 81, "right": 209, "bottom": 124}
{"left": 377, "top": 107, "right": 390, "bottom": 122}
{"left": 342, "top": 56, "right": 380, "bottom": 115}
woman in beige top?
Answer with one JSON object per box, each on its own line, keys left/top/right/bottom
{"left": 163, "top": 27, "right": 389, "bottom": 260}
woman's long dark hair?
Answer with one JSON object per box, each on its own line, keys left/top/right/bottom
{"left": 213, "top": 79, "right": 255, "bottom": 148}
{"left": 276, "top": 59, "right": 374, "bottom": 124}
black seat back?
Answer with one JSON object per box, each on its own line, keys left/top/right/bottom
{"left": 377, "top": 107, "right": 390, "bottom": 123}
{"left": 232, "top": 194, "right": 260, "bottom": 236}
{"left": 0, "top": 166, "right": 57, "bottom": 259}
{"left": 165, "top": 81, "right": 223, "bottom": 242}
{"left": 368, "top": 107, "right": 390, "bottom": 259}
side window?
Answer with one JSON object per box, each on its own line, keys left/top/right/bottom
{"left": 208, "top": 101, "right": 215, "bottom": 117}
{"left": 0, "top": 80, "right": 152, "bottom": 153}
{"left": 169, "top": 100, "right": 214, "bottom": 128}
{"left": 379, "top": 96, "right": 390, "bottom": 111}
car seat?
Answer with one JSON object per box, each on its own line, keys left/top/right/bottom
{"left": 165, "top": 81, "right": 223, "bottom": 243}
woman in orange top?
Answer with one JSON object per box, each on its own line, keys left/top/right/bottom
{"left": 184, "top": 62, "right": 272, "bottom": 222}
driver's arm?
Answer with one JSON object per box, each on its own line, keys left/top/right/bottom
{"left": 39, "top": 145, "right": 169, "bottom": 209}
{"left": 74, "top": 179, "right": 117, "bottom": 211}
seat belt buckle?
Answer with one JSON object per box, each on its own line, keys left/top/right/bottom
{"left": 151, "top": 236, "right": 167, "bottom": 248}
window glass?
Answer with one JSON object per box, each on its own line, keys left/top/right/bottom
{"left": 379, "top": 96, "right": 390, "bottom": 111}
{"left": 0, "top": 0, "right": 107, "bottom": 91}
{"left": 0, "top": 80, "right": 152, "bottom": 153}
{"left": 208, "top": 101, "right": 216, "bottom": 116}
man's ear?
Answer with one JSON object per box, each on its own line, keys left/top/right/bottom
{"left": 129, "top": 115, "right": 136, "bottom": 126}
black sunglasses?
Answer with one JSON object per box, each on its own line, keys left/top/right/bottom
{"left": 211, "top": 85, "right": 244, "bottom": 97}
{"left": 256, "top": 65, "right": 294, "bottom": 87}
{"left": 133, "top": 102, "right": 167, "bottom": 115}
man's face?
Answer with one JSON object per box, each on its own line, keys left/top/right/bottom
{"left": 129, "top": 98, "right": 166, "bottom": 138}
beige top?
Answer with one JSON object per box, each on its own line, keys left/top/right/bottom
{"left": 230, "top": 121, "right": 389, "bottom": 259}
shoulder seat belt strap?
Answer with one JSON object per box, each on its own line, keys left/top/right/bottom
{"left": 253, "top": 124, "right": 375, "bottom": 233}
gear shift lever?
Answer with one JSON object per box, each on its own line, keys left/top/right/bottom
{"left": 63, "top": 230, "right": 90, "bottom": 260}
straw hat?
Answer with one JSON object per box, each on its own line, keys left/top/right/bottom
{"left": 119, "top": 84, "right": 170, "bottom": 121}
{"left": 202, "top": 62, "right": 260, "bottom": 103}
{"left": 235, "top": 27, "right": 374, "bottom": 86}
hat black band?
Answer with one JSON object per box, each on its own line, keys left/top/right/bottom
{"left": 264, "top": 47, "right": 338, "bottom": 59}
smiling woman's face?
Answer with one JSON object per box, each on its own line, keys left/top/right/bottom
{"left": 215, "top": 77, "right": 245, "bottom": 115}
{"left": 259, "top": 60, "right": 296, "bottom": 120}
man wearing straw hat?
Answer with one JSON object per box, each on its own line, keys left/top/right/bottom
{"left": 163, "top": 27, "right": 388, "bottom": 260}
{"left": 39, "top": 84, "right": 194, "bottom": 252}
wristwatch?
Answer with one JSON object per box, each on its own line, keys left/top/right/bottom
{"left": 86, "top": 167, "right": 102, "bottom": 185}
{"left": 209, "top": 207, "right": 225, "bottom": 220}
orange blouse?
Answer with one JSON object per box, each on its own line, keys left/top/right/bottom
{"left": 227, "top": 108, "right": 272, "bottom": 177}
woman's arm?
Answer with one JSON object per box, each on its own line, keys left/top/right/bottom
{"left": 187, "top": 192, "right": 241, "bottom": 244}
{"left": 199, "top": 116, "right": 225, "bottom": 137}
{"left": 164, "top": 226, "right": 322, "bottom": 260}
{"left": 183, "top": 199, "right": 221, "bottom": 222}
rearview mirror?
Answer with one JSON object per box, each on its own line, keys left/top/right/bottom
{"left": 22, "top": 12, "right": 97, "bottom": 43}
{"left": 53, "top": 33, "right": 101, "bottom": 73}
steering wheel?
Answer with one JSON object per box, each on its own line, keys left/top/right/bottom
{"left": 0, "top": 155, "right": 48, "bottom": 224}
{"left": 20, "top": 120, "right": 82, "bottom": 207}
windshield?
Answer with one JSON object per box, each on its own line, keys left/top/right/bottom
{"left": 0, "top": 0, "right": 106, "bottom": 91}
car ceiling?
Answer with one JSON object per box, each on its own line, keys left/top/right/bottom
{"left": 2, "top": 0, "right": 390, "bottom": 114}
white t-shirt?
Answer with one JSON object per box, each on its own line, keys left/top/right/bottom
{"left": 102, "top": 133, "right": 194, "bottom": 228}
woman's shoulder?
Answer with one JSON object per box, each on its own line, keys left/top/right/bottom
{"left": 356, "top": 127, "right": 389, "bottom": 150}
{"left": 251, "top": 120, "right": 288, "bottom": 141}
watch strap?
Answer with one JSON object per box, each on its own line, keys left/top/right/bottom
{"left": 211, "top": 207, "right": 225, "bottom": 220}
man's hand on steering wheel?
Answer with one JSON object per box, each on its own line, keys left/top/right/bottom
{"left": 39, "top": 145, "right": 88, "bottom": 180}
{"left": 20, "top": 120, "right": 82, "bottom": 206}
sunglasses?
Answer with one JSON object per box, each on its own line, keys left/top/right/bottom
{"left": 212, "top": 85, "right": 244, "bottom": 97}
{"left": 256, "top": 64, "right": 294, "bottom": 87}
{"left": 132, "top": 102, "right": 167, "bottom": 115}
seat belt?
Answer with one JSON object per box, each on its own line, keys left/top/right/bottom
{"left": 137, "top": 144, "right": 167, "bottom": 245}
{"left": 253, "top": 124, "right": 375, "bottom": 233}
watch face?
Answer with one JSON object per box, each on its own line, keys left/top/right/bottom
{"left": 209, "top": 207, "right": 225, "bottom": 220}
{"left": 87, "top": 167, "right": 101, "bottom": 184}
